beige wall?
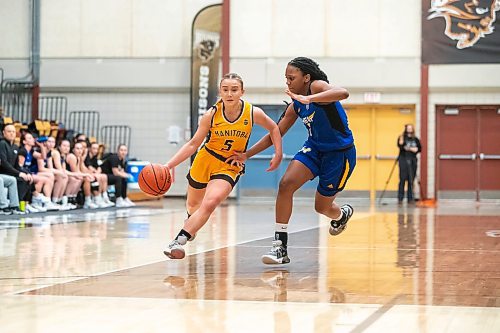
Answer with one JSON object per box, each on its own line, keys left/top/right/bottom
{"left": 40, "top": 0, "right": 218, "bottom": 57}
{"left": 38, "top": 0, "right": 421, "bottom": 58}
{"left": 0, "top": 0, "right": 30, "bottom": 57}
{"left": 1, "top": 0, "right": 500, "bottom": 197}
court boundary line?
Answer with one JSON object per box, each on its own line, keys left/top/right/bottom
{"left": 349, "top": 294, "right": 406, "bottom": 333}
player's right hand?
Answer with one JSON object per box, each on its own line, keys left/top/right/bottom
{"left": 285, "top": 89, "right": 311, "bottom": 104}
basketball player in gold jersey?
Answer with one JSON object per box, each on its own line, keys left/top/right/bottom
{"left": 163, "top": 73, "right": 282, "bottom": 259}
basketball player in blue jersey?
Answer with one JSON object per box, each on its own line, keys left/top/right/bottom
{"left": 228, "top": 57, "right": 356, "bottom": 264}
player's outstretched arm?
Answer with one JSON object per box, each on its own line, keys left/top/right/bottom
{"left": 165, "top": 110, "right": 212, "bottom": 169}
{"left": 286, "top": 81, "right": 349, "bottom": 105}
{"left": 253, "top": 107, "right": 282, "bottom": 171}
{"left": 226, "top": 104, "right": 297, "bottom": 168}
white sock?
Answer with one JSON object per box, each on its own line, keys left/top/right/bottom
{"left": 275, "top": 223, "right": 288, "bottom": 232}
{"left": 332, "top": 210, "right": 344, "bottom": 221}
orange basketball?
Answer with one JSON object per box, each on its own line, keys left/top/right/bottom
{"left": 138, "top": 163, "right": 172, "bottom": 196}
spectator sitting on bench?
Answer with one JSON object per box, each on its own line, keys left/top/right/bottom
{"left": 84, "top": 141, "right": 114, "bottom": 207}
{"left": 56, "top": 139, "right": 82, "bottom": 208}
{"left": 66, "top": 141, "right": 99, "bottom": 209}
{"left": 101, "top": 144, "right": 135, "bottom": 208}
{"left": 44, "top": 136, "right": 75, "bottom": 210}
{"left": 0, "top": 125, "right": 33, "bottom": 213}
{"left": 18, "top": 132, "right": 60, "bottom": 212}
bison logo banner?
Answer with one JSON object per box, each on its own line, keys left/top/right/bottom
{"left": 422, "top": 0, "right": 500, "bottom": 63}
{"left": 191, "top": 5, "right": 222, "bottom": 141}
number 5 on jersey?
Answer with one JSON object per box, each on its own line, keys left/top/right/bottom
{"left": 221, "top": 139, "right": 234, "bottom": 151}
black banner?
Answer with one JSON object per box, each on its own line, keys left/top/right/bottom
{"left": 190, "top": 4, "right": 222, "bottom": 141}
{"left": 422, "top": 0, "right": 500, "bottom": 64}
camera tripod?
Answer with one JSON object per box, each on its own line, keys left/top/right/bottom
{"left": 378, "top": 156, "right": 399, "bottom": 205}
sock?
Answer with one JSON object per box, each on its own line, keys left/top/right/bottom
{"left": 332, "top": 210, "right": 344, "bottom": 222}
{"left": 274, "top": 223, "right": 288, "bottom": 248}
{"left": 176, "top": 229, "right": 192, "bottom": 241}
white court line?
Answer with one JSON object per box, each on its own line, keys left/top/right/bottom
{"left": 239, "top": 244, "right": 500, "bottom": 252}
{"left": 5, "top": 293, "right": 383, "bottom": 308}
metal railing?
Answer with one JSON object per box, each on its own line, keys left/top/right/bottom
{"left": 68, "top": 110, "right": 100, "bottom": 141}
{"left": 1, "top": 79, "right": 35, "bottom": 124}
{"left": 39, "top": 96, "right": 68, "bottom": 125}
{"left": 100, "top": 125, "right": 132, "bottom": 154}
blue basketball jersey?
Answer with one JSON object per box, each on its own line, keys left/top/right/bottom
{"left": 19, "top": 147, "right": 38, "bottom": 174}
{"left": 292, "top": 99, "right": 354, "bottom": 152}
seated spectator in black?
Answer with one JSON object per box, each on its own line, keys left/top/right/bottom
{"left": 84, "top": 141, "right": 114, "bottom": 207}
{"left": 66, "top": 141, "right": 99, "bottom": 209}
{"left": 41, "top": 136, "right": 71, "bottom": 210}
{"left": 77, "top": 140, "right": 100, "bottom": 209}
{"left": 100, "top": 144, "right": 135, "bottom": 208}
{"left": 0, "top": 125, "right": 33, "bottom": 212}
{"left": 56, "top": 139, "right": 83, "bottom": 208}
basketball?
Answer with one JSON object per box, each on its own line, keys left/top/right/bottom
{"left": 138, "top": 163, "right": 172, "bottom": 196}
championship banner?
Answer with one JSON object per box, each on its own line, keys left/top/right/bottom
{"left": 422, "top": 0, "right": 500, "bottom": 64}
{"left": 191, "top": 4, "right": 222, "bottom": 141}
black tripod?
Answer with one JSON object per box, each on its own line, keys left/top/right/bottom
{"left": 378, "top": 156, "right": 399, "bottom": 205}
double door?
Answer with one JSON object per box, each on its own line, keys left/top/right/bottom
{"left": 347, "top": 105, "right": 416, "bottom": 201}
{"left": 437, "top": 105, "right": 500, "bottom": 200}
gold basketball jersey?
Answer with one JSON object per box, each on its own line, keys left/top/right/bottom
{"left": 204, "top": 99, "right": 253, "bottom": 159}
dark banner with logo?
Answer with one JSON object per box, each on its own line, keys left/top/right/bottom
{"left": 191, "top": 4, "right": 222, "bottom": 140}
{"left": 422, "top": 0, "right": 500, "bottom": 64}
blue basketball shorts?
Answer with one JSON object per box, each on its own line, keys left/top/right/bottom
{"left": 293, "top": 144, "right": 356, "bottom": 197}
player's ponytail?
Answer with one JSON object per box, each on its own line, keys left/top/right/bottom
{"left": 288, "top": 57, "right": 329, "bottom": 83}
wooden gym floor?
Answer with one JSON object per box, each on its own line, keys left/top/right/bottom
{"left": 0, "top": 197, "right": 499, "bottom": 332}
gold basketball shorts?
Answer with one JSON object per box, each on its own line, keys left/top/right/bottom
{"left": 186, "top": 146, "right": 244, "bottom": 189}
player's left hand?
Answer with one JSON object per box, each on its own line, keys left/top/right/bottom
{"left": 226, "top": 152, "right": 247, "bottom": 167}
{"left": 285, "top": 89, "right": 311, "bottom": 104}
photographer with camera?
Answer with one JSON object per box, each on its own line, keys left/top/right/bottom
{"left": 397, "top": 124, "right": 421, "bottom": 205}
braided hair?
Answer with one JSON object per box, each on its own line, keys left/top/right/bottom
{"left": 288, "top": 57, "right": 329, "bottom": 83}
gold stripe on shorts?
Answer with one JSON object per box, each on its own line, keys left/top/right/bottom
{"left": 338, "top": 159, "right": 350, "bottom": 189}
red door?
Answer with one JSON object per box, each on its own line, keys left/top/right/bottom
{"left": 437, "top": 106, "right": 477, "bottom": 199}
{"left": 437, "top": 105, "right": 500, "bottom": 200}
{"left": 478, "top": 107, "right": 500, "bottom": 200}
